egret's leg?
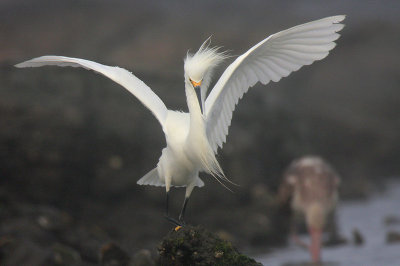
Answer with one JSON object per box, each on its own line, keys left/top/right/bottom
{"left": 163, "top": 177, "right": 181, "bottom": 226}
{"left": 164, "top": 177, "right": 171, "bottom": 217}
{"left": 178, "top": 197, "right": 189, "bottom": 224}
{"left": 165, "top": 191, "right": 170, "bottom": 216}
{"left": 164, "top": 191, "right": 181, "bottom": 226}
{"left": 179, "top": 183, "right": 195, "bottom": 224}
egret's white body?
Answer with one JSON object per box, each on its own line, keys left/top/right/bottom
{"left": 16, "top": 15, "right": 345, "bottom": 224}
{"left": 157, "top": 110, "right": 205, "bottom": 191}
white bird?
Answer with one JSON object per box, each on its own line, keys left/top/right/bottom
{"left": 16, "top": 15, "right": 345, "bottom": 225}
{"left": 280, "top": 156, "right": 340, "bottom": 263}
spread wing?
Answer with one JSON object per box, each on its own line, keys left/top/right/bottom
{"left": 16, "top": 56, "right": 168, "bottom": 128}
{"left": 205, "top": 15, "right": 345, "bottom": 152}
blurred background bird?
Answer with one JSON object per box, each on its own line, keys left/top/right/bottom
{"left": 279, "top": 156, "right": 340, "bottom": 263}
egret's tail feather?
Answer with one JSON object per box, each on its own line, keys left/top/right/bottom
{"left": 137, "top": 168, "right": 205, "bottom": 188}
{"left": 195, "top": 177, "right": 205, "bottom": 188}
{"left": 137, "top": 168, "right": 165, "bottom": 187}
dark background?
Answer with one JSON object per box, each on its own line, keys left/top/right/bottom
{"left": 1, "top": 0, "right": 399, "bottom": 264}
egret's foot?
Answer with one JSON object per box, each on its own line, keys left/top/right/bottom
{"left": 174, "top": 225, "right": 182, "bottom": 231}
{"left": 164, "top": 215, "right": 182, "bottom": 226}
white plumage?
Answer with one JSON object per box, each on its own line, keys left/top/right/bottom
{"left": 205, "top": 15, "right": 345, "bottom": 152}
{"left": 15, "top": 15, "right": 345, "bottom": 225}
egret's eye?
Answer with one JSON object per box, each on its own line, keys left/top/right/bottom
{"left": 189, "top": 78, "right": 202, "bottom": 88}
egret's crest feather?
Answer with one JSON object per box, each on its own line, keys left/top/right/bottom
{"left": 184, "top": 38, "right": 229, "bottom": 84}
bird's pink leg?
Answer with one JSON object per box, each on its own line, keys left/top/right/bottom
{"left": 309, "top": 226, "right": 322, "bottom": 263}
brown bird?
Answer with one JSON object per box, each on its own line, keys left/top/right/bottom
{"left": 280, "top": 156, "right": 340, "bottom": 263}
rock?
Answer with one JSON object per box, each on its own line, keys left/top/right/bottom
{"left": 100, "top": 243, "right": 130, "bottom": 266}
{"left": 352, "top": 228, "right": 364, "bottom": 245}
{"left": 282, "top": 261, "right": 338, "bottom": 266}
{"left": 0, "top": 238, "right": 50, "bottom": 266}
{"left": 386, "top": 231, "right": 400, "bottom": 244}
{"left": 384, "top": 215, "right": 400, "bottom": 226}
{"left": 131, "top": 249, "right": 155, "bottom": 266}
{"left": 157, "top": 225, "right": 262, "bottom": 266}
{"left": 324, "top": 233, "right": 348, "bottom": 247}
{"left": 45, "top": 243, "right": 82, "bottom": 266}
{"left": 35, "top": 207, "right": 72, "bottom": 232}
{"left": 61, "top": 225, "right": 110, "bottom": 262}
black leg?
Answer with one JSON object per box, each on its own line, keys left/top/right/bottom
{"left": 164, "top": 191, "right": 182, "bottom": 226}
{"left": 165, "top": 191, "right": 170, "bottom": 216}
{"left": 178, "top": 197, "right": 189, "bottom": 224}
{"left": 165, "top": 216, "right": 182, "bottom": 226}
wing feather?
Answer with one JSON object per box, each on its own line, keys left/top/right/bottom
{"left": 15, "top": 56, "right": 168, "bottom": 128}
{"left": 205, "top": 15, "right": 345, "bottom": 153}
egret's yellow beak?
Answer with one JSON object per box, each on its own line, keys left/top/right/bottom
{"left": 190, "top": 79, "right": 203, "bottom": 114}
{"left": 190, "top": 79, "right": 202, "bottom": 88}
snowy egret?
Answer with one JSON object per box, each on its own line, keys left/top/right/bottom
{"left": 280, "top": 156, "right": 340, "bottom": 263}
{"left": 16, "top": 15, "right": 345, "bottom": 225}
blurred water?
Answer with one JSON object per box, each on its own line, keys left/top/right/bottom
{"left": 257, "top": 179, "right": 400, "bottom": 266}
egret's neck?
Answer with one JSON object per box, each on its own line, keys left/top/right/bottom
{"left": 185, "top": 85, "right": 205, "bottom": 136}
{"left": 184, "top": 84, "right": 223, "bottom": 178}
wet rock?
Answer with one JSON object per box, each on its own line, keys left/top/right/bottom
{"left": 324, "top": 233, "right": 348, "bottom": 247}
{"left": 282, "top": 261, "right": 339, "bottom": 266}
{"left": 384, "top": 215, "right": 400, "bottom": 226}
{"left": 250, "top": 184, "right": 274, "bottom": 204}
{"left": 35, "top": 207, "right": 73, "bottom": 232}
{"left": 131, "top": 249, "right": 155, "bottom": 266}
{"left": 352, "top": 229, "right": 364, "bottom": 245}
{"left": 386, "top": 231, "right": 400, "bottom": 244}
{"left": 158, "top": 225, "right": 262, "bottom": 266}
{"left": 339, "top": 177, "right": 373, "bottom": 200}
{"left": 245, "top": 213, "right": 274, "bottom": 246}
{"left": 0, "top": 238, "right": 51, "bottom": 266}
{"left": 100, "top": 242, "right": 130, "bottom": 266}
{"left": 44, "top": 243, "right": 82, "bottom": 266}
{"left": 0, "top": 236, "right": 14, "bottom": 262}
{"left": 60, "top": 225, "right": 111, "bottom": 262}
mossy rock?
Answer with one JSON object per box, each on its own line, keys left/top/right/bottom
{"left": 158, "top": 225, "right": 261, "bottom": 266}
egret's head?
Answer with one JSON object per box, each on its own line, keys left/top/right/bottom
{"left": 184, "top": 38, "right": 228, "bottom": 113}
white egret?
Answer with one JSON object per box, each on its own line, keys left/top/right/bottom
{"left": 16, "top": 15, "right": 345, "bottom": 225}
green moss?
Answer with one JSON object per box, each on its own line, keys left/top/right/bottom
{"left": 158, "top": 225, "right": 261, "bottom": 266}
